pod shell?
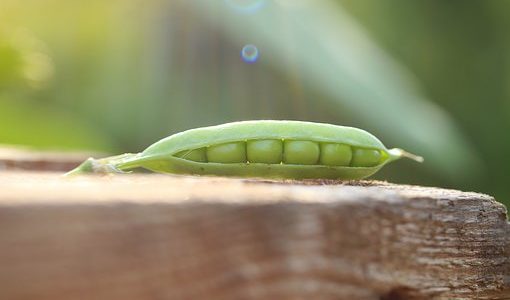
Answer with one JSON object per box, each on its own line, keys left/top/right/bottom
{"left": 117, "top": 120, "right": 394, "bottom": 179}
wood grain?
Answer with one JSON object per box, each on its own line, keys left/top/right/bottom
{"left": 0, "top": 171, "right": 508, "bottom": 300}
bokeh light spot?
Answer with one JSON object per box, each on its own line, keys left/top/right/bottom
{"left": 241, "top": 44, "right": 259, "bottom": 64}
{"left": 224, "top": 0, "right": 267, "bottom": 14}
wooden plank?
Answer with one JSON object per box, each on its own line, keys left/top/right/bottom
{"left": 0, "top": 171, "right": 508, "bottom": 300}
{"left": 0, "top": 146, "right": 95, "bottom": 172}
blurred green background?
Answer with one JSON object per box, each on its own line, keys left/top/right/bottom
{"left": 1, "top": 0, "right": 509, "bottom": 204}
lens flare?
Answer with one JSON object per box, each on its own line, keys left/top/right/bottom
{"left": 224, "top": 0, "right": 267, "bottom": 14}
{"left": 241, "top": 44, "right": 259, "bottom": 64}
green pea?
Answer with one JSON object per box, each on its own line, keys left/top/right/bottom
{"left": 175, "top": 148, "right": 207, "bottom": 162}
{"left": 351, "top": 148, "right": 381, "bottom": 167}
{"left": 247, "top": 139, "right": 283, "bottom": 164}
{"left": 207, "top": 142, "right": 246, "bottom": 163}
{"left": 320, "top": 143, "right": 352, "bottom": 166}
{"left": 66, "top": 120, "right": 423, "bottom": 179}
{"left": 283, "top": 140, "right": 319, "bottom": 165}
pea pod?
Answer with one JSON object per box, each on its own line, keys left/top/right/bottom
{"left": 66, "top": 120, "right": 423, "bottom": 179}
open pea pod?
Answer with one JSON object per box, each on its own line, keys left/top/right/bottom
{"left": 66, "top": 120, "right": 422, "bottom": 179}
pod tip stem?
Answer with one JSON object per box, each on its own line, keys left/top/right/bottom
{"left": 64, "top": 153, "right": 138, "bottom": 176}
{"left": 64, "top": 157, "right": 97, "bottom": 176}
{"left": 389, "top": 148, "right": 424, "bottom": 163}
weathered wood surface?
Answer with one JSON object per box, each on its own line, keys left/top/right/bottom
{"left": 0, "top": 171, "right": 509, "bottom": 300}
{"left": 0, "top": 146, "right": 94, "bottom": 172}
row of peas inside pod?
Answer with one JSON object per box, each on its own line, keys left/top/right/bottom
{"left": 175, "top": 140, "right": 384, "bottom": 167}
